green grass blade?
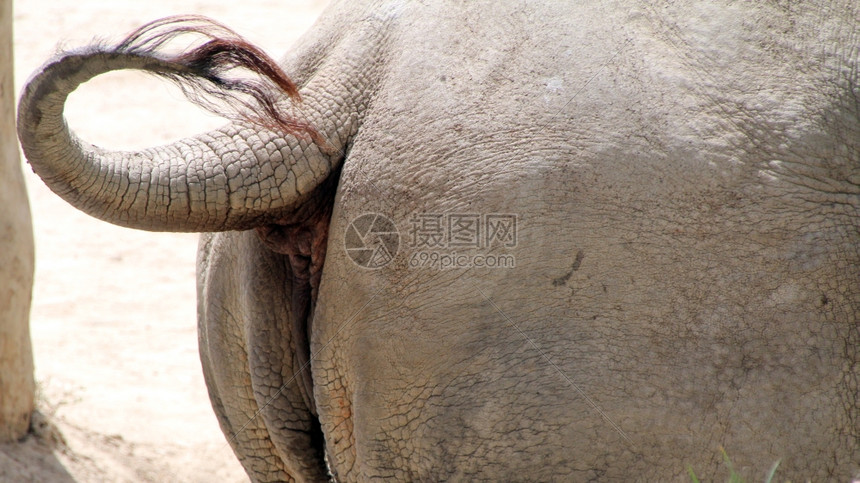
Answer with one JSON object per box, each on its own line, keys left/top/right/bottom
{"left": 686, "top": 465, "right": 701, "bottom": 483}
{"left": 763, "top": 460, "right": 780, "bottom": 483}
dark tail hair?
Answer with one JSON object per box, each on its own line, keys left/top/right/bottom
{"left": 115, "top": 15, "right": 326, "bottom": 147}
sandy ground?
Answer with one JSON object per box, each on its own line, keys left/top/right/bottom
{"left": 2, "top": 1, "right": 328, "bottom": 481}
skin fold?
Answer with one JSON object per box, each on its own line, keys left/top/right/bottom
{"left": 17, "top": 1, "right": 859, "bottom": 481}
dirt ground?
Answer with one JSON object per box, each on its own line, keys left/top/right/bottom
{"left": 2, "top": 1, "right": 328, "bottom": 481}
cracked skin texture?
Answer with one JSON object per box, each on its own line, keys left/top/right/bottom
{"left": 18, "top": 0, "right": 860, "bottom": 481}
{"left": 311, "top": 1, "right": 859, "bottom": 480}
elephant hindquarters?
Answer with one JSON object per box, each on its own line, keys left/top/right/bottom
{"left": 254, "top": 172, "right": 338, "bottom": 414}
{"left": 197, "top": 231, "right": 328, "bottom": 482}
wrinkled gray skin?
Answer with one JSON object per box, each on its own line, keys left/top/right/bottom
{"left": 17, "top": 1, "right": 860, "bottom": 481}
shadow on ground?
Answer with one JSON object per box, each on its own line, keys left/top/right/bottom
{"left": 0, "top": 411, "right": 75, "bottom": 483}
